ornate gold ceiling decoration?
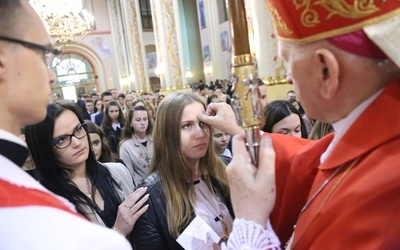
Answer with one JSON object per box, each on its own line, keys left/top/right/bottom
{"left": 31, "top": 0, "right": 94, "bottom": 45}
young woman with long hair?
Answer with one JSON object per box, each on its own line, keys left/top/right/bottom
{"left": 130, "top": 92, "right": 233, "bottom": 249}
{"left": 101, "top": 100, "right": 126, "bottom": 154}
{"left": 90, "top": 99, "right": 103, "bottom": 122}
{"left": 85, "top": 120, "right": 121, "bottom": 163}
{"left": 119, "top": 106, "right": 154, "bottom": 186}
{"left": 25, "top": 102, "right": 148, "bottom": 236}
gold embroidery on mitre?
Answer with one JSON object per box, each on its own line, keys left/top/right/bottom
{"left": 280, "top": 5, "right": 400, "bottom": 44}
{"left": 267, "top": 3, "right": 293, "bottom": 35}
{"left": 295, "top": 0, "right": 321, "bottom": 27}
{"left": 295, "top": 0, "right": 380, "bottom": 27}
{"left": 318, "top": 0, "right": 379, "bottom": 19}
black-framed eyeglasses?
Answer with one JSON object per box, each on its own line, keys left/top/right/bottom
{"left": 0, "top": 36, "right": 62, "bottom": 67}
{"left": 52, "top": 123, "right": 87, "bottom": 149}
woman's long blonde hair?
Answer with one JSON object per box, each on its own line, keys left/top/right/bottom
{"left": 150, "top": 91, "right": 229, "bottom": 237}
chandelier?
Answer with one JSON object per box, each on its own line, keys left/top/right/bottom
{"left": 31, "top": 0, "right": 94, "bottom": 45}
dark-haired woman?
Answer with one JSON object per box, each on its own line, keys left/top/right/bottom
{"left": 85, "top": 120, "right": 122, "bottom": 164}
{"left": 102, "top": 100, "right": 126, "bottom": 154}
{"left": 262, "top": 100, "right": 308, "bottom": 138}
{"left": 25, "top": 102, "right": 148, "bottom": 236}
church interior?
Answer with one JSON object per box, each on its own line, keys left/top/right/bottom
{"left": 31, "top": 0, "right": 294, "bottom": 101}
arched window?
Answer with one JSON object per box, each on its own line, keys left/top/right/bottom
{"left": 50, "top": 52, "right": 97, "bottom": 101}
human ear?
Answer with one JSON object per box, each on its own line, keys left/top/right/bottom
{"left": 314, "top": 49, "right": 339, "bottom": 100}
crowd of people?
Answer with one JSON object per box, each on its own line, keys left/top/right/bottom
{"left": 2, "top": 0, "right": 400, "bottom": 249}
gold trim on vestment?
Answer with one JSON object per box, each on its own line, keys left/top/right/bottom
{"left": 279, "top": 7, "right": 400, "bottom": 44}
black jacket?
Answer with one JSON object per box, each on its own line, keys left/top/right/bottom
{"left": 129, "top": 172, "right": 233, "bottom": 250}
{"left": 102, "top": 126, "right": 122, "bottom": 154}
{"left": 94, "top": 111, "right": 104, "bottom": 126}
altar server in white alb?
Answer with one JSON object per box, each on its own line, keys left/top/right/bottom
{"left": 0, "top": 1, "right": 131, "bottom": 249}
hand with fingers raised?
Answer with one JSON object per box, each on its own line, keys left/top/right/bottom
{"left": 197, "top": 102, "right": 243, "bottom": 136}
{"left": 112, "top": 187, "right": 149, "bottom": 236}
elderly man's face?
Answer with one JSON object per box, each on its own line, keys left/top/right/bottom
{"left": 279, "top": 41, "right": 320, "bottom": 119}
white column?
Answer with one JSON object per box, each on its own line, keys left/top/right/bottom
{"left": 149, "top": 0, "right": 165, "bottom": 89}
{"left": 197, "top": 0, "right": 220, "bottom": 83}
{"left": 107, "top": 0, "right": 130, "bottom": 84}
{"left": 244, "top": 0, "right": 287, "bottom": 84}
{"left": 124, "top": 0, "right": 150, "bottom": 91}
{"left": 150, "top": 0, "right": 184, "bottom": 91}
{"left": 173, "top": 0, "right": 188, "bottom": 86}
{"left": 206, "top": 0, "right": 223, "bottom": 81}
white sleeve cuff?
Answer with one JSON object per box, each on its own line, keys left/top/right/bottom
{"left": 222, "top": 218, "right": 281, "bottom": 250}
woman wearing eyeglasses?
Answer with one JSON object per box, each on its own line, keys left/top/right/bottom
{"left": 25, "top": 102, "right": 149, "bottom": 237}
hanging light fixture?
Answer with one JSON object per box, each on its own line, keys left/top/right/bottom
{"left": 31, "top": 0, "right": 94, "bottom": 46}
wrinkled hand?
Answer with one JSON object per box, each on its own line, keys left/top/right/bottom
{"left": 226, "top": 134, "right": 276, "bottom": 227}
{"left": 113, "top": 187, "right": 149, "bottom": 236}
{"left": 197, "top": 102, "right": 242, "bottom": 136}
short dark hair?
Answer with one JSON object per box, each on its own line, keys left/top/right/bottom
{"left": 0, "top": 1, "right": 22, "bottom": 37}
{"left": 101, "top": 91, "right": 112, "bottom": 100}
{"left": 118, "top": 93, "right": 125, "bottom": 99}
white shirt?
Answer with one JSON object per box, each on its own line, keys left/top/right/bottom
{"left": 91, "top": 112, "right": 100, "bottom": 122}
{"left": 320, "top": 89, "right": 383, "bottom": 163}
{"left": 222, "top": 148, "right": 232, "bottom": 158}
{"left": 112, "top": 122, "right": 121, "bottom": 131}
